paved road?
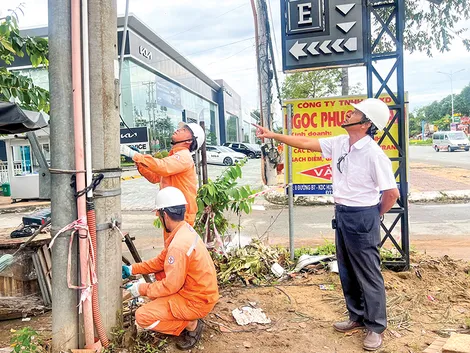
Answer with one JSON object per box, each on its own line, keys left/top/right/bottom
{"left": 121, "top": 146, "right": 470, "bottom": 210}
{"left": 113, "top": 201, "right": 470, "bottom": 261}
{"left": 121, "top": 159, "right": 264, "bottom": 211}
{"left": 409, "top": 145, "right": 470, "bottom": 169}
{"left": 1, "top": 201, "right": 468, "bottom": 260}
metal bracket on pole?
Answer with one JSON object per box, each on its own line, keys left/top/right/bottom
{"left": 287, "top": 103, "right": 295, "bottom": 260}
{"left": 96, "top": 222, "right": 120, "bottom": 232}
{"left": 93, "top": 188, "right": 121, "bottom": 198}
{"left": 366, "top": 0, "right": 409, "bottom": 270}
{"left": 95, "top": 170, "right": 122, "bottom": 179}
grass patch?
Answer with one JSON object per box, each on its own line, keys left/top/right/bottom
{"left": 294, "top": 240, "right": 336, "bottom": 259}
{"left": 121, "top": 162, "right": 135, "bottom": 167}
{"left": 409, "top": 139, "right": 432, "bottom": 146}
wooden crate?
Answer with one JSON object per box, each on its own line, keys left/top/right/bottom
{"left": 0, "top": 248, "right": 40, "bottom": 298}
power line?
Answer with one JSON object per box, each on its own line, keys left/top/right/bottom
{"left": 211, "top": 66, "right": 257, "bottom": 75}
{"left": 206, "top": 43, "right": 255, "bottom": 66}
{"left": 186, "top": 37, "right": 256, "bottom": 57}
{"left": 261, "top": 0, "right": 282, "bottom": 108}
{"left": 267, "top": 0, "right": 282, "bottom": 66}
{"left": 125, "top": 36, "right": 257, "bottom": 70}
{"left": 164, "top": 3, "right": 249, "bottom": 40}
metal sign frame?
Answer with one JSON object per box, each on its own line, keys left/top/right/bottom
{"left": 365, "top": 0, "right": 409, "bottom": 270}
{"left": 281, "top": 0, "right": 367, "bottom": 72}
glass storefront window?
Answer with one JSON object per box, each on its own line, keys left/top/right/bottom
{"left": 121, "top": 59, "right": 219, "bottom": 152}
{"left": 243, "top": 121, "right": 251, "bottom": 143}
{"left": 226, "top": 115, "right": 239, "bottom": 142}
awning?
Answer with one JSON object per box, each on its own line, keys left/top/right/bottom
{"left": 0, "top": 102, "right": 49, "bottom": 134}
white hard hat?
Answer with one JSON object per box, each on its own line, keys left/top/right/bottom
{"left": 351, "top": 98, "right": 390, "bottom": 130}
{"left": 154, "top": 186, "right": 188, "bottom": 210}
{"left": 185, "top": 123, "right": 206, "bottom": 152}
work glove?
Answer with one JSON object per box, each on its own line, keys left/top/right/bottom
{"left": 120, "top": 145, "right": 139, "bottom": 159}
{"left": 125, "top": 282, "right": 141, "bottom": 298}
{"left": 122, "top": 265, "right": 132, "bottom": 279}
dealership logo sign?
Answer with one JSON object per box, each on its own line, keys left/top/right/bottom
{"left": 120, "top": 132, "right": 138, "bottom": 139}
{"left": 139, "top": 45, "right": 152, "bottom": 60}
{"left": 300, "top": 164, "right": 332, "bottom": 181}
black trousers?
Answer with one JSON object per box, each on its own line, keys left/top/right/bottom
{"left": 335, "top": 203, "right": 387, "bottom": 334}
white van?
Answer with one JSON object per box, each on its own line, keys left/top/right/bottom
{"left": 432, "top": 131, "right": 469, "bottom": 152}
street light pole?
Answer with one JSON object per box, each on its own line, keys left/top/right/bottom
{"left": 437, "top": 69, "right": 465, "bottom": 123}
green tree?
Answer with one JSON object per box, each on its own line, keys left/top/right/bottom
{"left": 281, "top": 70, "right": 342, "bottom": 99}
{"left": 408, "top": 112, "right": 422, "bottom": 137}
{"left": 424, "top": 101, "right": 444, "bottom": 122}
{"left": 341, "top": 1, "right": 470, "bottom": 95}
{"left": 0, "top": 7, "right": 49, "bottom": 112}
{"left": 281, "top": 70, "right": 365, "bottom": 100}
{"left": 417, "top": 83, "right": 470, "bottom": 125}
{"left": 434, "top": 115, "right": 452, "bottom": 131}
{"left": 454, "top": 85, "right": 470, "bottom": 116}
{"left": 404, "top": 0, "right": 470, "bottom": 55}
{"left": 153, "top": 115, "right": 174, "bottom": 150}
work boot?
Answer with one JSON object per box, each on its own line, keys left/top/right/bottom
{"left": 363, "top": 330, "right": 383, "bottom": 351}
{"left": 333, "top": 320, "right": 365, "bottom": 333}
{"left": 176, "top": 319, "right": 204, "bottom": 350}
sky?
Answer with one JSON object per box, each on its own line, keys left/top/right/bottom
{"left": 1, "top": 0, "right": 470, "bottom": 117}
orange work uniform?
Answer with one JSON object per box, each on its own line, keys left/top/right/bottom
{"left": 133, "top": 146, "right": 198, "bottom": 225}
{"left": 131, "top": 222, "right": 219, "bottom": 335}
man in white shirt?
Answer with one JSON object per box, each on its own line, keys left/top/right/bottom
{"left": 255, "top": 98, "right": 399, "bottom": 351}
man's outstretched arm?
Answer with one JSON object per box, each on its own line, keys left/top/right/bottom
{"left": 254, "top": 124, "right": 322, "bottom": 152}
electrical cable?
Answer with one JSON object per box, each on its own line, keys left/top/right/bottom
{"left": 119, "top": 114, "right": 136, "bottom": 134}
{"left": 119, "top": 36, "right": 256, "bottom": 71}
{"left": 119, "top": 0, "right": 133, "bottom": 135}
{"left": 263, "top": 0, "right": 282, "bottom": 109}
{"left": 206, "top": 43, "right": 255, "bottom": 66}
{"left": 266, "top": 0, "right": 282, "bottom": 66}
{"left": 164, "top": 3, "right": 249, "bottom": 40}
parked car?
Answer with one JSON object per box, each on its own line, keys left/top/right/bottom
{"left": 432, "top": 131, "right": 469, "bottom": 152}
{"left": 223, "top": 142, "right": 262, "bottom": 158}
{"left": 206, "top": 145, "right": 246, "bottom": 165}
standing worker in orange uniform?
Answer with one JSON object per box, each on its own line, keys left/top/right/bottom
{"left": 122, "top": 187, "right": 219, "bottom": 350}
{"left": 120, "top": 123, "right": 205, "bottom": 226}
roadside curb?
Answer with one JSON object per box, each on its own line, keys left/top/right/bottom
{"left": 0, "top": 202, "right": 50, "bottom": 214}
{"left": 121, "top": 175, "right": 142, "bottom": 181}
{"left": 2, "top": 189, "right": 469, "bottom": 214}
{"left": 262, "top": 188, "right": 470, "bottom": 206}
{"left": 409, "top": 190, "right": 470, "bottom": 203}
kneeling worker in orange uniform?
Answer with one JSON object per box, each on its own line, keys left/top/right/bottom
{"left": 120, "top": 123, "right": 205, "bottom": 226}
{"left": 122, "top": 187, "right": 219, "bottom": 350}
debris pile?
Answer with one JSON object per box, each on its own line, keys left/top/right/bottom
{"left": 213, "top": 240, "right": 293, "bottom": 285}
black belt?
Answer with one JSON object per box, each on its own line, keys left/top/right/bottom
{"left": 335, "top": 203, "right": 379, "bottom": 212}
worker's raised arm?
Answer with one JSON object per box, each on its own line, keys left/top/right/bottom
{"left": 253, "top": 124, "right": 322, "bottom": 152}
{"left": 134, "top": 151, "right": 194, "bottom": 179}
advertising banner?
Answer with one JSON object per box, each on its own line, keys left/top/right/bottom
{"left": 283, "top": 94, "right": 407, "bottom": 195}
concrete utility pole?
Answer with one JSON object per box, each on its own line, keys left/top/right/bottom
{"left": 88, "top": 0, "right": 122, "bottom": 335}
{"left": 437, "top": 69, "right": 465, "bottom": 123}
{"left": 256, "top": 0, "right": 277, "bottom": 186}
{"left": 341, "top": 68, "right": 349, "bottom": 96}
{"left": 48, "top": 0, "right": 79, "bottom": 350}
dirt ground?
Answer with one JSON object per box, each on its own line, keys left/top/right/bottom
{"left": 1, "top": 253, "right": 469, "bottom": 353}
